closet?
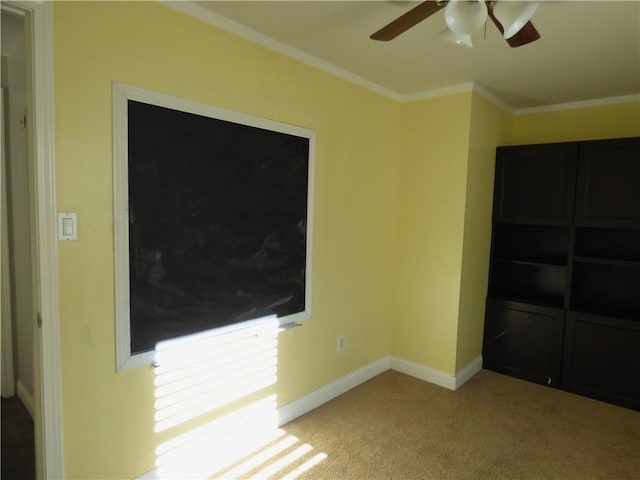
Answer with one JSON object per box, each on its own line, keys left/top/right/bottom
{"left": 483, "top": 136, "right": 640, "bottom": 411}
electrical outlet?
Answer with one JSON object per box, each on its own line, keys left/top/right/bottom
{"left": 337, "top": 335, "right": 345, "bottom": 352}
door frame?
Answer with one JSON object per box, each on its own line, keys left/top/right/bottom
{"left": 5, "top": 1, "right": 64, "bottom": 477}
{"left": 1, "top": 87, "right": 17, "bottom": 398}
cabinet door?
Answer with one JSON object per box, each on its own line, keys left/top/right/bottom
{"left": 493, "top": 143, "right": 578, "bottom": 225}
{"left": 562, "top": 311, "right": 640, "bottom": 411}
{"left": 575, "top": 137, "right": 640, "bottom": 228}
{"left": 483, "top": 298, "right": 565, "bottom": 386}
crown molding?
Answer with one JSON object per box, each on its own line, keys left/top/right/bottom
{"left": 471, "top": 84, "right": 515, "bottom": 114}
{"left": 514, "top": 94, "right": 640, "bottom": 116}
{"left": 160, "top": 2, "right": 638, "bottom": 118}
{"left": 160, "top": 1, "right": 403, "bottom": 102}
{"left": 398, "top": 82, "right": 515, "bottom": 114}
{"left": 399, "top": 82, "right": 475, "bottom": 103}
{"left": 160, "top": 2, "right": 518, "bottom": 112}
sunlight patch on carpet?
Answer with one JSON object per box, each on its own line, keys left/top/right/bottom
{"left": 150, "top": 317, "right": 327, "bottom": 479}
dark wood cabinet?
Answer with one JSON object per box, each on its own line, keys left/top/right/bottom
{"left": 489, "top": 224, "right": 569, "bottom": 308}
{"left": 575, "top": 137, "right": 640, "bottom": 228}
{"left": 562, "top": 311, "right": 640, "bottom": 411}
{"left": 484, "top": 137, "right": 640, "bottom": 411}
{"left": 484, "top": 299, "right": 564, "bottom": 386}
{"left": 493, "top": 143, "right": 577, "bottom": 225}
{"left": 571, "top": 227, "right": 640, "bottom": 319}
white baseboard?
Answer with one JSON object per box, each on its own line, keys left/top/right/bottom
{"left": 16, "top": 379, "right": 35, "bottom": 419}
{"left": 454, "top": 356, "right": 483, "bottom": 389}
{"left": 390, "top": 355, "right": 482, "bottom": 391}
{"left": 137, "top": 354, "right": 482, "bottom": 479}
{"left": 277, "top": 356, "right": 392, "bottom": 426}
{"left": 390, "top": 356, "right": 456, "bottom": 390}
{"left": 265, "top": 354, "right": 484, "bottom": 427}
{"left": 277, "top": 354, "right": 481, "bottom": 426}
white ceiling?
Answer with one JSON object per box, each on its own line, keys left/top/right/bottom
{"left": 190, "top": 1, "right": 640, "bottom": 110}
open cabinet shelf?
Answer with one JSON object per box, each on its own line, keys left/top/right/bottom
{"left": 492, "top": 223, "right": 570, "bottom": 266}
{"left": 490, "top": 261, "right": 566, "bottom": 308}
{"left": 570, "top": 262, "right": 640, "bottom": 318}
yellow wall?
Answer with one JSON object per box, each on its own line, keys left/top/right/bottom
{"left": 393, "top": 92, "right": 512, "bottom": 375}
{"left": 512, "top": 101, "right": 640, "bottom": 144}
{"left": 54, "top": 2, "right": 399, "bottom": 477}
{"left": 52, "top": 2, "right": 640, "bottom": 478}
{"left": 394, "top": 93, "right": 472, "bottom": 375}
{"left": 455, "top": 93, "right": 511, "bottom": 371}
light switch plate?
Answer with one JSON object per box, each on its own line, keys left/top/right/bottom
{"left": 57, "top": 212, "right": 77, "bottom": 241}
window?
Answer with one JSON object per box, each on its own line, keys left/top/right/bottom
{"left": 113, "top": 83, "right": 314, "bottom": 371}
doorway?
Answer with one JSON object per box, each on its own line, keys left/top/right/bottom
{"left": 2, "top": 2, "right": 63, "bottom": 478}
{"left": 1, "top": 6, "right": 36, "bottom": 478}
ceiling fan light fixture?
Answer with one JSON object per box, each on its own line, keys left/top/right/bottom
{"left": 493, "top": 1, "right": 539, "bottom": 39}
{"left": 444, "top": 0, "right": 488, "bottom": 35}
{"left": 439, "top": 27, "right": 473, "bottom": 48}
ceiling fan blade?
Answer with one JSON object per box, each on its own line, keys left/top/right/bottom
{"left": 370, "top": 1, "right": 446, "bottom": 41}
{"left": 506, "top": 21, "right": 541, "bottom": 48}
{"left": 487, "top": 7, "right": 541, "bottom": 48}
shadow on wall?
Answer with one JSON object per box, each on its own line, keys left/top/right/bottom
{"left": 146, "top": 317, "right": 327, "bottom": 479}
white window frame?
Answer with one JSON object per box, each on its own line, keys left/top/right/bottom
{"left": 113, "top": 83, "right": 314, "bottom": 372}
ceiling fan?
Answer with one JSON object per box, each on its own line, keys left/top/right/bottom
{"left": 370, "top": 1, "right": 541, "bottom": 48}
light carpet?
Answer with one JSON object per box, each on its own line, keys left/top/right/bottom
{"left": 278, "top": 369, "right": 639, "bottom": 479}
